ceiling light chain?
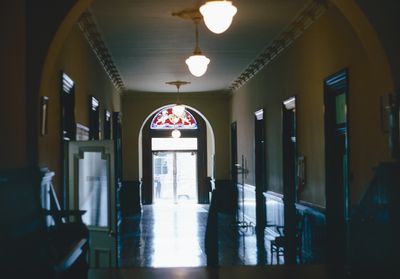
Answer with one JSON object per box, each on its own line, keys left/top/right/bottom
{"left": 166, "top": 81, "right": 190, "bottom": 120}
{"left": 194, "top": 18, "right": 201, "bottom": 54}
{"left": 185, "top": 17, "right": 210, "bottom": 77}
{"left": 166, "top": 80, "right": 191, "bottom": 138}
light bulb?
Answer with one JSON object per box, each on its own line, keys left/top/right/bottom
{"left": 200, "top": 1, "right": 237, "bottom": 34}
{"left": 185, "top": 54, "right": 210, "bottom": 77}
{"left": 171, "top": 129, "right": 181, "bottom": 138}
{"left": 172, "top": 104, "right": 185, "bottom": 117}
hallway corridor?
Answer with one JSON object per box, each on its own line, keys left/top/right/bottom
{"left": 119, "top": 204, "right": 272, "bottom": 268}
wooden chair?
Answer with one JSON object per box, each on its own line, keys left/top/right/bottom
{"left": 0, "top": 167, "right": 88, "bottom": 278}
{"left": 270, "top": 212, "right": 305, "bottom": 264}
{"left": 43, "top": 177, "right": 89, "bottom": 276}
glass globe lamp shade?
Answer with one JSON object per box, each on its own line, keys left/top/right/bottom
{"left": 172, "top": 104, "right": 185, "bottom": 117}
{"left": 171, "top": 129, "right": 181, "bottom": 138}
{"left": 185, "top": 54, "right": 210, "bottom": 77}
{"left": 200, "top": 1, "right": 237, "bottom": 34}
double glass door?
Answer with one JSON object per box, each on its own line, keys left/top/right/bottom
{"left": 153, "top": 151, "right": 197, "bottom": 204}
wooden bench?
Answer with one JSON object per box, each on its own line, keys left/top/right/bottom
{"left": 0, "top": 167, "right": 88, "bottom": 278}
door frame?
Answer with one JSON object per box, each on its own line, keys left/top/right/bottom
{"left": 254, "top": 109, "right": 266, "bottom": 233}
{"left": 60, "top": 72, "right": 76, "bottom": 209}
{"left": 324, "top": 69, "right": 350, "bottom": 266}
{"left": 152, "top": 150, "right": 198, "bottom": 203}
{"left": 142, "top": 108, "right": 207, "bottom": 204}
{"left": 231, "top": 122, "right": 238, "bottom": 188}
{"left": 282, "top": 96, "right": 298, "bottom": 264}
{"left": 67, "top": 140, "right": 117, "bottom": 268}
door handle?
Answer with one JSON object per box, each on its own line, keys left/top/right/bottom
{"left": 108, "top": 230, "right": 116, "bottom": 237}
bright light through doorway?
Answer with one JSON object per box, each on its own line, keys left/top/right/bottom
{"left": 152, "top": 138, "right": 198, "bottom": 205}
{"left": 152, "top": 137, "right": 198, "bottom": 150}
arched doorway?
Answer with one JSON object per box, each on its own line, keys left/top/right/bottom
{"left": 140, "top": 105, "right": 212, "bottom": 205}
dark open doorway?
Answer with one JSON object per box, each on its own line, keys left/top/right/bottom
{"left": 60, "top": 72, "right": 76, "bottom": 208}
{"left": 231, "top": 122, "right": 238, "bottom": 191}
{"left": 254, "top": 109, "right": 267, "bottom": 264}
{"left": 254, "top": 109, "right": 266, "bottom": 233}
{"left": 324, "top": 69, "right": 350, "bottom": 266}
{"left": 282, "top": 96, "right": 298, "bottom": 264}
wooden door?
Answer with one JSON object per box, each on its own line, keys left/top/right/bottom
{"left": 254, "top": 110, "right": 266, "bottom": 233}
{"left": 68, "top": 140, "right": 117, "bottom": 268}
{"left": 324, "top": 69, "right": 350, "bottom": 266}
{"left": 282, "top": 96, "right": 297, "bottom": 264}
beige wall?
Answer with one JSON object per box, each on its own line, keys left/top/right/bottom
{"left": 0, "top": 0, "right": 27, "bottom": 168}
{"left": 38, "top": 24, "right": 120, "bottom": 197}
{"left": 122, "top": 91, "right": 230, "bottom": 181}
{"left": 231, "top": 7, "right": 393, "bottom": 207}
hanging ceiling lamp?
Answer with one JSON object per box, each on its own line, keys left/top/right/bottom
{"left": 166, "top": 80, "right": 190, "bottom": 138}
{"left": 200, "top": 1, "right": 237, "bottom": 34}
{"left": 185, "top": 17, "right": 210, "bottom": 77}
{"left": 166, "top": 80, "right": 190, "bottom": 118}
{"left": 171, "top": 129, "right": 182, "bottom": 139}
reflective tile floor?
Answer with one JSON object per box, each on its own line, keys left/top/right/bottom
{"left": 119, "top": 204, "right": 276, "bottom": 268}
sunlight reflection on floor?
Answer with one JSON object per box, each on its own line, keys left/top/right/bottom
{"left": 151, "top": 204, "right": 207, "bottom": 267}
{"left": 119, "top": 203, "right": 272, "bottom": 268}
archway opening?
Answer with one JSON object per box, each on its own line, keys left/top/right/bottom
{"left": 139, "top": 104, "right": 214, "bottom": 205}
{"left": 120, "top": 104, "right": 215, "bottom": 267}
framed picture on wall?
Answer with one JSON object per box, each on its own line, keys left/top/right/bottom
{"left": 380, "top": 94, "right": 392, "bottom": 133}
{"left": 40, "top": 96, "right": 49, "bottom": 136}
{"left": 384, "top": 92, "right": 400, "bottom": 158}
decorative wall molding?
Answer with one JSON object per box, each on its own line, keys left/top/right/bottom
{"left": 78, "top": 12, "right": 126, "bottom": 91}
{"left": 265, "top": 190, "right": 283, "bottom": 200}
{"left": 229, "top": 0, "right": 328, "bottom": 91}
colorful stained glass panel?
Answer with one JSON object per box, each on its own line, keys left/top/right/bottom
{"left": 150, "top": 106, "right": 198, "bottom": 129}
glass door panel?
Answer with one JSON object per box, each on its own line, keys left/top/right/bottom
{"left": 176, "top": 152, "right": 197, "bottom": 203}
{"left": 78, "top": 151, "right": 108, "bottom": 227}
{"left": 153, "top": 151, "right": 197, "bottom": 204}
{"left": 153, "top": 152, "right": 174, "bottom": 203}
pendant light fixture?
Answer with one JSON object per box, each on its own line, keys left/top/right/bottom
{"left": 200, "top": 1, "right": 237, "bottom": 34}
{"left": 166, "top": 80, "right": 191, "bottom": 138}
{"left": 171, "top": 129, "right": 182, "bottom": 139}
{"left": 185, "top": 17, "right": 210, "bottom": 77}
{"left": 166, "top": 80, "right": 190, "bottom": 118}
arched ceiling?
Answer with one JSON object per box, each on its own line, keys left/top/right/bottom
{"left": 90, "top": 0, "right": 309, "bottom": 93}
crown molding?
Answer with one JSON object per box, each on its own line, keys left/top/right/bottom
{"left": 229, "top": 0, "right": 329, "bottom": 92}
{"left": 78, "top": 12, "right": 126, "bottom": 92}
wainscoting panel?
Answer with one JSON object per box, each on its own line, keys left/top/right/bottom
{"left": 265, "top": 191, "right": 284, "bottom": 228}
{"left": 120, "top": 180, "right": 142, "bottom": 216}
{"left": 264, "top": 191, "right": 326, "bottom": 263}
{"left": 296, "top": 202, "right": 326, "bottom": 263}
{"left": 237, "top": 184, "right": 256, "bottom": 224}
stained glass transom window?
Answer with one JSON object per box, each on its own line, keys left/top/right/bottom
{"left": 150, "top": 106, "right": 198, "bottom": 129}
